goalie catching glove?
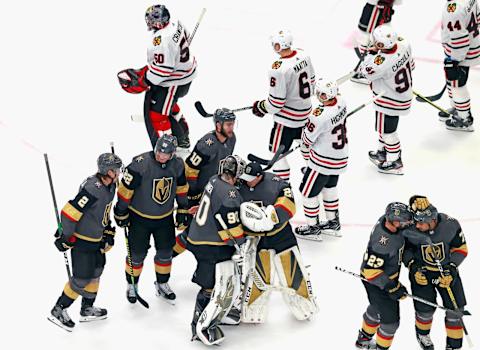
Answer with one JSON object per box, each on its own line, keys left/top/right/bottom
{"left": 117, "top": 66, "right": 150, "bottom": 94}
{"left": 240, "top": 202, "right": 279, "bottom": 233}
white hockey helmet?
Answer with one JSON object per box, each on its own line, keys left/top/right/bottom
{"left": 372, "top": 24, "right": 398, "bottom": 50}
{"left": 315, "top": 78, "right": 338, "bottom": 103}
{"left": 270, "top": 30, "right": 293, "bottom": 52}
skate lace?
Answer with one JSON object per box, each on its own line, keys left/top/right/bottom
{"left": 127, "top": 284, "right": 137, "bottom": 297}
{"left": 159, "top": 283, "right": 173, "bottom": 295}
{"left": 418, "top": 334, "right": 433, "bottom": 346}
{"left": 61, "top": 308, "right": 72, "bottom": 322}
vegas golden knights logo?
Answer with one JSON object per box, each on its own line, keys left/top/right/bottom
{"left": 152, "top": 177, "right": 173, "bottom": 205}
{"left": 421, "top": 242, "right": 445, "bottom": 266}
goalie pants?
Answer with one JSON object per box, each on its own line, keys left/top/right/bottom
{"left": 257, "top": 223, "right": 298, "bottom": 253}
{"left": 125, "top": 212, "right": 176, "bottom": 284}
{"left": 56, "top": 239, "right": 106, "bottom": 309}
{"left": 187, "top": 243, "right": 236, "bottom": 290}
{"left": 144, "top": 82, "right": 191, "bottom": 148}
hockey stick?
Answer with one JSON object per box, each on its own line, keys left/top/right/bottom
{"left": 188, "top": 8, "right": 207, "bottom": 45}
{"left": 194, "top": 101, "right": 252, "bottom": 118}
{"left": 345, "top": 91, "right": 385, "bottom": 119}
{"left": 109, "top": 142, "right": 149, "bottom": 309}
{"left": 415, "top": 84, "right": 446, "bottom": 103}
{"left": 413, "top": 90, "right": 467, "bottom": 126}
{"left": 247, "top": 145, "right": 285, "bottom": 168}
{"left": 335, "top": 266, "right": 471, "bottom": 318}
{"left": 44, "top": 153, "right": 72, "bottom": 280}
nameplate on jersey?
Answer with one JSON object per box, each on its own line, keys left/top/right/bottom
{"left": 420, "top": 242, "right": 446, "bottom": 266}
{"left": 152, "top": 177, "right": 173, "bottom": 205}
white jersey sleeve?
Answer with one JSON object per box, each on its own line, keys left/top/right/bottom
{"left": 441, "top": 0, "right": 480, "bottom": 66}
{"left": 264, "top": 64, "right": 288, "bottom": 115}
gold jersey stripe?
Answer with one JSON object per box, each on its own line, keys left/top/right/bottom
{"left": 187, "top": 237, "right": 227, "bottom": 246}
{"left": 185, "top": 164, "right": 200, "bottom": 179}
{"left": 118, "top": 183, "right": 134, "bottom": 200}
{"left": 274, "top": 196, "right": 296, "bottom": 217}
{"left": 361, "top": 268, "right": 383, "bottom": 281}
{"left": 61, "top": 202, "right": 83, "bottom": 222}
{"left": 176, "top": 184, "right": 189, "bottom": 195}
{"left": 73, "top": 232, "right": 103, "bottom": 242}
{"left": 128, "top": 206, "right": 173, "bottom": 220}
{"left": 218, "top": 225, "right": 244, "bottom": 241}
{"left": 450, "top": 244, "right": 468, "bottom": 256}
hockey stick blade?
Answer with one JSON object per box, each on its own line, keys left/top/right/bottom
{"left": 415, "top": 85, "right": 446, "bottom": 102}
{"left": 136, "top": 292, "right": 150, "bottom": 309}
{"left": 194, "top": 101, "right": 213, "bottom": 118}
{"left": 247, "top": 154, "right": 270, "bottom": 165}
{"left": 264, "top": 145, "right": 286, "bottom": 171}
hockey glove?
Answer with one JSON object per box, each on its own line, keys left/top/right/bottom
{"left": 252, "top": 100, "right": 268, "bottom": 117}
{"left": 175, "top": 208, "right": 192, "bottom": 231}
{"left": 385, "top": 280, "right": 407, "bottom": 301}
{"left": 188, "top": 193, "right": 202, "bottom": 208}
{"left": 444, "top": 58, "right": 461, "bottom": 81}
{"left": 113, "top": 205, "right": 130, "bottom": 228}
{"left": 101, "top": 223, "right": 116, "bottom": 253}
{"left": 439, "top": 263, "right": 458, "bottom": 288}
{"left": 408, "top": 260, "right": 428, "bottom": 286}
{"left": 54, "top": 232, "right": 76, "bottom": 252}
{"left": 117, "top": 66, "right": 150, "bottom": 94}
{"left": 409, "top": 195, "right": 430, "bottom": 211}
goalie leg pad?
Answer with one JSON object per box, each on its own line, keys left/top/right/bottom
{"left": 196, "top": 260, "right": 240, "bottom": 346}
{"left": 274, "top": 246, "right": 318, "bottom": 320}
{"left": 242, "top": 249, "right": 274, "bottom": 323}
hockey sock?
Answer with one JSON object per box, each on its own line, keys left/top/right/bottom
{"left": 445, "top": 316, "right": 463, "bottom": 349}
{"left": 376, "top": 328, "right": 395, "bottom": 350}
{"left": 415, "top": 312, "right": 433, "bottom": 336}
{"left": 154, "top": 257, "right": 172, "bottom": 283}
{"left": 272, "top": 156, "right": 290, "bottom": 182}
{"left": 452, "top": 85, "right": 471, "bottom": 119}
{"left": 172, "top": 233, "right": 187, "bottom": 257}
{"left": 447, "top": 81, "right": 455, "bottom": 108}
{"left": 378, "top": 134, "right": 385, "bottom": 151}
{"left": 125, "top": 258, "right": 143, "bottom": 284}
{"left": 382, "top": 132, "right": 401, "bottom": 162}
{"left": 150, "top": 111, "right": 172, "bottom": 136}
{"left": 362, "top": 308, "right": 380, "bottom": 337}
{"left": 56, "top": 282, "right": 78, "bottom": 309}
{"left": 302, "top": 196, "right": 320, "bottom": 225}
{"left": 322, "top": 187, "right": 339, "bottom": 221}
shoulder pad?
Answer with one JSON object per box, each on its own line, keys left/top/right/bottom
{"left": 272, "top": 60, "right": 283, "bottom": 70}
{"left": 312, "top": 106, "right": 324, "bottom": 117}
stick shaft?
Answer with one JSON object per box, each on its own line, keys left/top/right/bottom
{"left": 188, "top": 8, "right": 206, "bottom": 45}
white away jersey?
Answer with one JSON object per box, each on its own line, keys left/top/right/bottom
{"left": 361, "top": 38, "right": 414, "bottom": 116}
{"left": 442, "top": 0, "right": 480, "bottom": 66}
{"left": 263, "top": 49, "right": 316, "bottom": 128}
{"left": 146, "top": 19, "right": 197, "bottom": 87}
{"left": 366, "top": 0, "right": 402, "bottom": 5}
{"left": 302, "top": 96, "right": 348, "bottom": 176}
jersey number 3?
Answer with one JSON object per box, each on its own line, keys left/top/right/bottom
{"left": 331, "top": 121, "right": 348, "bottom": 150}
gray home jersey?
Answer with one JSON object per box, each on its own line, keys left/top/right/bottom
{"left": 185, "top": 131, "right": 236, "bottom": 200}
{"left": 402, "top": 213, "right": 467, "bottom": 270}
{"left": 238, "top": 172, "right": 296, "bottom": 236}
{"left": 60, "top": 175, "right": 116, "bottom": 242}
{"left": 360, "top": 216, "right": 405, "bottom": 290}
{"left": 116, "top": 152, "right": 188, "bottom": 219}
{"left": 187, "top": 175, "right": 245, "bottom": 246}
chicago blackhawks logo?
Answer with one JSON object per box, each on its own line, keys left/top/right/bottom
{"left": 421, "top": 242, "right": 446, "bottom": 266}
{"left": 272, "top": 61, "right": 282, "bottom": 69}
{"left": 313, "top": 107, "right": 323, "bottom": 116}
{"left": 374, "top": 55, "right": 385, "bottom": 65}
{"left": 153, "top": 36, "right": 162, "bottom": 46}
{"left": 447, "top": 3, "right": 457, "bottom": 13}
{"left": 152, "top": 177, "right": 173, "bottom": 204}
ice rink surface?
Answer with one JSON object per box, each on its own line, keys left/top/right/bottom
{"left": 1, "top": 0, "right": 479, "bottom": 349}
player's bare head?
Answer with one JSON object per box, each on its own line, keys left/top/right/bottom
{"left": 154, "top": 134, "right": 177, "bottom": 163}
{"left": 315, "top": 79, "right": 338, "bottom": 104}
{"left": 145, "top": 4, "right": 170, "bottom": 31}
{"left": 385, "top": 202, "right": 413, "bottom": 230}
{"left": 214, "top": 108, "right": 236, "bottom": 138}
{"left": 270, "top": 30, "right": 293, "bottom": 54}
{"left": 240, "top": 162, "right": 264, "bottom": 187}
{"left": 219, "top": 155, "right": 246, "bottom": 184}
{"left": 372, "top": 24, "right": 398, "bottom": 51}
{"left": 97, "top": 153, "right": 123, "bottom": 183}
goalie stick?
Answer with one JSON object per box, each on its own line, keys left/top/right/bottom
{"left": 110, "top": 142, "right": 150, "bottom": 309}
{"left": 415, "top": 84, "right": 446, "bottom": 103}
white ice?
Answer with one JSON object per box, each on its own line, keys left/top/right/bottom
{"left": 1, "top": 0, "right": 479, "bottom": 349}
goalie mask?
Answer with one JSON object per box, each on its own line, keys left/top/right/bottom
{"left": 219, "top": 155, "right": 246, "bottom": 180}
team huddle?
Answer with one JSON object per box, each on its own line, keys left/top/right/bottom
{"left": 47, "top": 1, "right": 476, "bottom": 349}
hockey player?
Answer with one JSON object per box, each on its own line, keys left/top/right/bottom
{"left": 186, "top": 155, "right": 246, "bottom": 345}
{"left": 251, "top": 30, "right": 315, "bottom": 182}
{"left": 48, "top": 153, "right": 123, "bottom": 331}
{"left": 361, "top": 24, "right": 414, "bottom": 175}
{"left": 439, "top": 0, "right": 479, "bottom": 131}
{"left": 171, "top": 108, "right": 236, "bottom": 257}
{"left": 352, "top": 0, "right": 401, "bottom": 84}
{"left": 355, "top": 202, "right": 412, "bottom": 350}
{"left": 403, "top": 195, "right": 468, "bottom": 350}
{"left": 294, "top": 79, "right": 348, "bottom": 240}
{"left": 117, "top": 4, "right": 196, "bottom": 156}
{"left": 113, "top": 135, "right": 189, "bottom": 304}
{"left": 238, "top": 162, "right": 318, "bottom": 323}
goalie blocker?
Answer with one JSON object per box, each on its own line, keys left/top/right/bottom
{"left": 238, "top": 163, "right": 318, "bottom": 323}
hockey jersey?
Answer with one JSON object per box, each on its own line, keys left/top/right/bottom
{"left": 263, "top": 49, "right": 316, "bottom": 128}
{"left": 187, "top": 175, "right": 245, "bottom": 246}
{"left": 238, "top": 172, "right": 296, "bottom": 236}
{"left": 402, "top": 213, "right": 468, "bottom": 271}
{"left": 302, "top": 96, "right": 348, "bottom": 176}
{"left": 185, "top": 131, "right": 236, "bottom": 203}
{"left": 360, "top": 216, "right": 405, "bottom": 290}
{"left": 361, "top": 38, "right": 414, "bottom": 116}
{"left": 116, "top": 152, "right": 188, "bottom": 220}
{"left": 146, "top": 19, "right": 197, "bottom": 87}
{"left": 442, "top": 0, "right": 480, "bottom": 66}
{"left": 61, "top": 175, "right": 116, "bottom": 243}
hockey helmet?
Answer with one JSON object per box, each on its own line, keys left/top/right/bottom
{"left": 154, "top": 134, "right": 177, "bottom": 155}
{"left": 270, "top": 30, "right": 293, "bottom": 52}
{"left": 372, "top": 24, "right": 398, "bottom": 50}
{"left": 145, "top": 4, "right": 170, "bottom": 31}
{"left": 315, "top": 78, "right": 338, "bottom": 103}
{"left": 213, "top": 108, "right": 236, "bottom": 125}
{"left": 385, "top": 202, "right": 413, "bottom": 227}
{"left": 240, "top": 162, "right": 264, "bottom": 182}
{"left": 97, "top": 153, "right": 123, "bottom": 175}
{"left": 219, "top": 155, "right": 246, "bottom": 179}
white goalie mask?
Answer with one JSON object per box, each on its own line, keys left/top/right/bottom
{"left": 372, "top": 24, "right": 398, "bottom": 50}
{"left": 315, "top": 79, "right": 338, "bottom": 103}
{"left": 270, "top": 30, "right": 293, "bottom": 52}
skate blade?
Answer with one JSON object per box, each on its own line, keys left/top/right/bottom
{"left": 155, "top": 292, "right": 176, "bottom": 305}
{"left": 369, "top": 158, "right": 382, "bottom": 167}
{"left": 47, "top": 316, "right": 74, "bottom": 332}
{"left": 79, "top": 314, "right": 108, "bottom": 323}
{"left": 377, "top": 168, "right": 404, "bottom": 175}
{"left": 295, "top": 234, "right": 323, "bottom": 242}
{"left": 446, "top": 125, "right": 474, "bottom": 132}
{"left": 320, "top": 230, "right": 342, "bottom": 237}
